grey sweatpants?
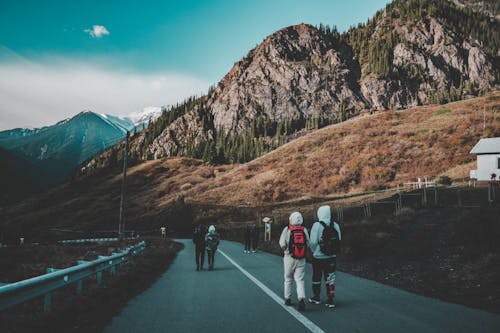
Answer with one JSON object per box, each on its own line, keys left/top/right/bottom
{"left": 283, "top": 255, "right": 306, "bottom": 300}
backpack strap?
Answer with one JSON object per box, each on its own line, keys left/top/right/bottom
{"left": 319, "top": 221, "right": 328, "bottom": 229}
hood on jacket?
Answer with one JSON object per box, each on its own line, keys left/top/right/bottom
{"left": 289, "top": 212, "right": 303, "bottom": 226}
{"left": 208, "top": 225, "right": 216, "bottom": 233}
{"left": 317, "top": 205, "right": 331, "bottom": 226}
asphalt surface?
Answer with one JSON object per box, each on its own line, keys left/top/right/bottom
{"left": 103, "top": 240, "right": 500, "bottom": 333}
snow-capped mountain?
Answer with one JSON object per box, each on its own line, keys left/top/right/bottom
{"left": 125, "top": 106, "right": 163, "bottom": 127}
{"left": 0, "top": 111, "right": 132, "bottom": 191}
{"left": 0, "top": 106, "right": 165, "bottom": 200}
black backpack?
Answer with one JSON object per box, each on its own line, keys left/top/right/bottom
{"left": 288, "top": 225, "right": 306, "bottom": 259}
{"left": 319, "top": 222, "right": 340, "bottom": 256}
{"left": 193, "top": 226, "right": 205, "bottom": 244}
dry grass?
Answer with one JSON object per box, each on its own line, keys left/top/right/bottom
{"left": 1, "top": 92, "right": 499, "bottom": 237}
{"left": 191, "top": 92, "right": 500, "bottom": 204}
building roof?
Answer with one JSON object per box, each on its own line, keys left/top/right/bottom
{"left": 470, "top": 137, "right": 500, "bottom": 154}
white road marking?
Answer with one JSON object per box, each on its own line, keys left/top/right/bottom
{"left": 218, "top": 249, "right": 326, "bottom": 333}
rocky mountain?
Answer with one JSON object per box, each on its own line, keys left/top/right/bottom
{"left": 0, "top": 111, "right": 138, "bottom": 196}
{"left": 0, "top": 105, "right": 164, "bottom": 191}
{"left": 89, "top": 0, "right": 496, "bottom": 169}
{"left": 349, "top": 0, "right": 498, "bottom": 110}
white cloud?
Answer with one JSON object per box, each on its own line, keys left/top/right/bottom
{"left": 0, "top": 61, "right": 210, "bottom": 130}
{"left": 84, "top": 25, "right": 110, "bottom": 38}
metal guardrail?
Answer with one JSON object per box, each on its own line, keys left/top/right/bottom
{"left": 0, "top": 241, "right": 146, "bottom": 313}
{"left": 58, "top": 237, "right": 136, "bottom": 244}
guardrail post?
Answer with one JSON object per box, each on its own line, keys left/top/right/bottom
{"left": 44, "top": 293, "right": 52, "bottom": 313}
{"left": 96, "top": 271, "right": 103, "bottom": 285}
{"left": 434, "top": 188, "right": 438, "bottom": 206}
{"left": 422, "top": 187, "right": 427, "bottom": 206}
{"left": 76, "top": 280, "right": 83, "bottom": 295}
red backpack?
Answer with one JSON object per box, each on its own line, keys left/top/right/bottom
{"left": 288, "top": 225, "right": 306, "bottom": 259}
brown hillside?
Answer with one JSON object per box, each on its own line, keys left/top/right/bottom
{"left": 1, "top": 93, "right": 499, "bottom": 241}
{"left": 186, "top": 92, "right": 500, "bottom": 204}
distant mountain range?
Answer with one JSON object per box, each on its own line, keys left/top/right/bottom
{"left": 0, "top": 108, "right": 162, "bottom": 202}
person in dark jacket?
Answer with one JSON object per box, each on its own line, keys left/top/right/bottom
{"left": 244, "top": 225, "right": 252, "bottom": 253}
{"left": 193, "top": 224, "right": 206, "bottom": 271}
{"left": 250, "top": 224, "right": 259, "bottom": 252}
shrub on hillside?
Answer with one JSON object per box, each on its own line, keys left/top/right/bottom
{"left": 437, "top": 175, "right": 452, "bottom": 185}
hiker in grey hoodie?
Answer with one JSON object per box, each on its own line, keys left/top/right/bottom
{"left": 205, "top": 225, "right": 220, "bottom": 271}
{"left": 308, "top": 205, "right": 341, "bottom": 308}
{"left": 279, "top": 212, "right": 310, "bottom": 311}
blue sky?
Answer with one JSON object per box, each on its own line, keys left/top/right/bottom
{"left": 0, "top": 0, "right": 390, "bottom": 130}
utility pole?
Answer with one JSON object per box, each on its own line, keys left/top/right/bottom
{"left": 119, "top": 131, "right": 129, "bottom": 241}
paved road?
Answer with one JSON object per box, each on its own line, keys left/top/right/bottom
{"left": 104, "top": 240, "right": 500, "bottom": 333}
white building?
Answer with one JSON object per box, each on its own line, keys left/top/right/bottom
{"left": 470, "top": 137, "right": 500, "bottom": 181}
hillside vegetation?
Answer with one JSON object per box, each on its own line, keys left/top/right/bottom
{"left": 1, "top": 93, "right": 498, "bottom": 242}
{"left": 187, "top": 92, "right": 499, "bottom": 205}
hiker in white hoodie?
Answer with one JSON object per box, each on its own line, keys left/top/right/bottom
{"left": 308, "top": 205, "right": 341, "bottom": 308}
{"left": 279, "top": 212, "right": 310, "bottom": 311}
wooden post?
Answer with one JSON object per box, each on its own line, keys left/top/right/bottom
{"left": 363, "top": 203, "right": 371, "bottom": 218}
{"left": 336, "top": 207, "right": 344, "bottom": 223}
{"left": 434, "top": 188, "right": 438, "bottom": 206}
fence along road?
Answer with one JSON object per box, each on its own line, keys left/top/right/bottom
{"left": 0, "top": 241, "right": 146, "bottom": 313}
{"left": 104, "top": 240, "right": 500, "bottom": 333}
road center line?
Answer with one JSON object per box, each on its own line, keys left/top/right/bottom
{"left": 218, "top": 249, "right": 326, "bottom": 333}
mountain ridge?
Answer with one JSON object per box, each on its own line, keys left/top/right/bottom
{"left": 0, "top": 109, "right": 160, "bottom": 201}
{"left": 80, "top": 0, "right": 498, "bottom": 174}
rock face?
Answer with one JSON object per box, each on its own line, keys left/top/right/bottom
{"left": 209, "top": 24, "right": 364, "bottom": 133}
{"left": 361, "top": 16, "right": 496, "bottom": 110}
{"left": 84, "top": 0, "right": 498, "bottom": 168}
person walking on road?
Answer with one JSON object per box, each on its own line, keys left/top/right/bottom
{"left": 244, "top": 225, "right": 252, "bottom": 253}
{"left": 309, "top": 205, "right": 341, "bottom": 308}
{"left": 250, "top": 224, "right": 259, "bottom": 252}
{"left": 193, "top": 224, "right": 206, "bottom": 271}
{"left": 279, "top": 212, "right": 310, "bottom": 311}
{"left": 205, "top": 225, "right": 220, "bottom": 271}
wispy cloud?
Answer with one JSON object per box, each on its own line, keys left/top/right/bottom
{"left": 0, "top": 61, "right": 210, "bottom": 130}
{"left": 84, "top": 25, "right": 110, "bottom": 38}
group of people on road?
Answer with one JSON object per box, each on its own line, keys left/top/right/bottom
{"left": 192, "top": 224, "right": 220, "bottom": 271}
{"left": 279, "top": 205, "right": 341, "bottom": 311}
{"left": 190, "top": 204, "right": 341, "bottom": 312}
{"left": 244, "top": 224, "right": 260, "bottom": 253}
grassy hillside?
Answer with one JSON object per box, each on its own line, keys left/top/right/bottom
{"left": 187, "top": 92, "right": 499, "bottom": 204}
{"left": 1, "top": 93, "right": 498, "bottom": 242}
